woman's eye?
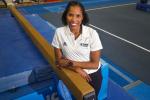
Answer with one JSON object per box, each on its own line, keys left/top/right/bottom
{"left": 68, "top": 14, "right": 73, "bottom": 17}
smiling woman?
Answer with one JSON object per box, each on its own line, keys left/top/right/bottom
{"left": 66, "top": 5, "right": 83, "bottom": 39}
{"left": 52, "top": 1, "right": 103, "bottom": 99}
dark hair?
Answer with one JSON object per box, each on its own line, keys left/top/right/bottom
{"left": 62, "top": 1, "right": 89, "bottom": 25}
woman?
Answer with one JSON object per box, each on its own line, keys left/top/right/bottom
{"left": 52, "top": 1, "right": 103, "bottom": 99}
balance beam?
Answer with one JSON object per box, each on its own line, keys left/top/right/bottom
{"left": 8, "top": 5, "right": 95, "bottom": 100}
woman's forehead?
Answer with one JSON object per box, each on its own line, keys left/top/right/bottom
{"left": 68, "top": 6, "right": 82, "bottom": 13}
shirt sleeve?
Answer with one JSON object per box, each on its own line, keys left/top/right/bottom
{"left": 51, "top": 29, "right": 60, "bottom": 48}
{"left": 90, "top": 30, "right": 103, "bottom": 51}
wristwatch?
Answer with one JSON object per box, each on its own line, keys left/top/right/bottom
{"left": 68, "top": 61, "right": 73, "bottom": 66}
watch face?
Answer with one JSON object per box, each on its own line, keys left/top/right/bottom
{"left": 69, "top": 61, "right": 73, "bottom": 66}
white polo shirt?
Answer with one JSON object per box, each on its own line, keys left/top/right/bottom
{"left": 52, "top": 25, "right": 103, "bottom": 74}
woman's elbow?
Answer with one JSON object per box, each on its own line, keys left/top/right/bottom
{"left": 94, "top": 61, "right": 101, "bottom": 69}
{"left": 93, "top": 62, "right": 99, "bottom": 69}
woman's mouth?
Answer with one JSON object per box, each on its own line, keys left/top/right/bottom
{"left": 70, "top": 23, "right": 77, "bottom": 26}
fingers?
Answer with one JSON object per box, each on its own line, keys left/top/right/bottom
{"left": 75, "top": 68, "right": 92, "bottom": 82}
{"left": 59, "top": 59, "right": 70, "bottom": 67}
{"left": 82, "top": 73, "right": 91, "bottom": 82}
{"left": 56, "top": 64, "right": 62, "bottom": 70}
{"left": 86, "top": 74, "right": 92, "bottom": 82}
{"left": 81, "top": 70, "right": 91, "bottom": 82}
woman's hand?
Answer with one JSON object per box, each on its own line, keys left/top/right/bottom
{"left": 74, "top": 67, "right": 91, "bottom": 82}
{"left": 56, "top": 57, "right": 71, "bottom": 69}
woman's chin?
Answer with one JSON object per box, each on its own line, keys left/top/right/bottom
{"left": 69, "top": 26, "right": 79, "bottom": 30}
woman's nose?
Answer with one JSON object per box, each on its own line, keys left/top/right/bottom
{"left": 71, "top": 16, "right": 77, "bottom": 21}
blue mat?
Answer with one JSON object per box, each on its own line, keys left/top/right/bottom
{"left": 0, "top": 14, "right": 55, "bottom": 93}
{"left": 0, "top": 16, "right": 47, "bottom": 77}
{"left": 24, "top": 14, "right": 55, "bottom": 43}
{"left": 0, "top": 79, "right": 133, "bottom": 100}
{"left": 107, "top": 80, "right": 134, "bottom": 100}
{"left": 18, "top": 0, "right": 137, "bottom": 14}
{"left": 128, "top": 82, "right": 150, "bottom": 100}
{"left": 0, "top": 9, "right": 11, "bottom": 17}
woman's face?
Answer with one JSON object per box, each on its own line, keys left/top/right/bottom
{"left": 66, "top": 5, "right": 83, "bottom": 32}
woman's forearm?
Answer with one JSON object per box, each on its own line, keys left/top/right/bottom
{"left": 71, "top": 60, "right": 100, "bottom": 69}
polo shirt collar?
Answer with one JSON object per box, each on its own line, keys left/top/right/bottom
{"left": 66, "top": 25, "right": 84, "bottom": 35}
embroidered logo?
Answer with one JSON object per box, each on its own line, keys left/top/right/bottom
{"left": 80, "top": 43, "right": 88, "bottom": 47}
{"left": 63, "top": 42, "right": 67, "bottom": 46}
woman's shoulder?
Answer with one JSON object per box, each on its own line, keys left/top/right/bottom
{"left": 82, "top": 25, "right": 96, "bottom": 33}
{"left": 83, "top": 25, "right": 96, "bottom": 30}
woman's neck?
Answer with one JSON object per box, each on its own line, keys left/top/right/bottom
{"left": 70, "top": 26, "right": 82, "bottom": 39}
{"left": 71, "top": 29, "right": 81, "bottom": 39}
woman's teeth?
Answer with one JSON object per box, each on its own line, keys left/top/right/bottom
{"left": 71, "top": 23, "right": 77, "bottom": 26}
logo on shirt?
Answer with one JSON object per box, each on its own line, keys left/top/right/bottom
{"left": 63, "top": 42, "right": 67, "bottom": 46}
{"left": 80, "top": 43, "right": 88, "bottom": 47}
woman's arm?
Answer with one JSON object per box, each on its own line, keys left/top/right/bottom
{"left": 54, "top": 47, "right": 70, "bottom": 67}
{"left": 54, "top": 47, "right": 92, "bottom": 82}
{"left": 54, "top": 46, "right": 101, "bottom": 69}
